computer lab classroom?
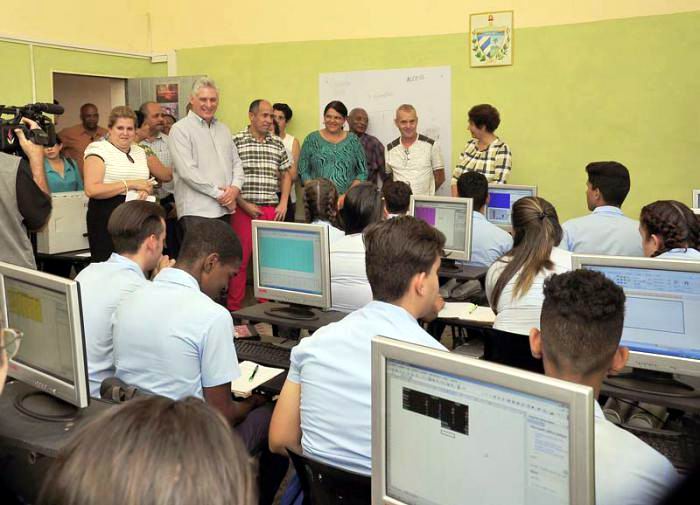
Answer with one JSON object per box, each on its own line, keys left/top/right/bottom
{"left": 1, "top": 2, "right": 700, "bottom": 504}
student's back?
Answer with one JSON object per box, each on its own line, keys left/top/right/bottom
{"left": 75, "top": 200, "right": 168, "bottom": 396}
{"left": 113, "top": 267, "right": 236, "bottom": 399}
{"left": 531, "top": 270, "right": 679, "bottom": 505}
{"left": 330, "top": 182, "right": 384, "bottom": 312}
{"left": 486, "top": 196, "right": 570, "bottom": 335}
{"left": 561, "top": 161, "right": 643, "bottom": 256}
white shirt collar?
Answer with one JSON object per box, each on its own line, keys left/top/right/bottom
{"left": 107, "top": 253, "right": 146, "bottom": 278}
{"left": 592, "top": 206, "right": 624, "bottom": 216}
{"left": 154, "top": 267, "right": 200, "bottom": 290}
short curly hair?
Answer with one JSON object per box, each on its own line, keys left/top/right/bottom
{"left": 540, "top": 270, "right": 626, "bottom": 376}
{"left": 640, "top": 200, "right": 700, "bottom": 256}
{"left": 468, "top": 104, "right": 501, "bottom": 133}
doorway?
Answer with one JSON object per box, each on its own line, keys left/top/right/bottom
{"left": 52, "top": 73, "right": 126, "bottom": 130}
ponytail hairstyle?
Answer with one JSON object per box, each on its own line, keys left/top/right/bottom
{"left": 303, "top": 178, "right": 342, "bottom": 230}
{"left": 640, "top": 200, "right": 700, "bottom": 256}
{"left": 490, "top": 196, "right": 563, "bottom": 309}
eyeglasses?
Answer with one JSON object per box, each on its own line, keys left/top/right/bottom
{"left": 0, "top": 328, "right": 23, "bottom": 366}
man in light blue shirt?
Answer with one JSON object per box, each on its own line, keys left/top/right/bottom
{"left": 269, "top": 216, "right": 448, "bottom": 475}
{"left": 530, "top": 270, "right": 679, "bottom": 505}
{"left": 457, "top": 171, "right": 512, "bottom": 267}
{"left": 561, "top": 161, "right": 643, "bottom": 256}
{"left": 113, "top": 218, "right": 286, "bottom": 502}
{"left": 76, "top": 201, "right": 172, "bottom": 397}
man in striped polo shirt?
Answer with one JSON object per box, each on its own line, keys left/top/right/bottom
{"left": 228, "top": 99, "right": 292, "bottom": 311}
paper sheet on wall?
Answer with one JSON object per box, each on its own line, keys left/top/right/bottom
{"left": 319, "top": 66, "right": 452, "bottom": 195}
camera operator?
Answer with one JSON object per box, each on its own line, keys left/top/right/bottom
{"left": 0, "top": 117, "right": 51, "bottom": 269}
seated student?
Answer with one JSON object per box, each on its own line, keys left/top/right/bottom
{"left": 330, "top": 182, "right": 385, "bottom": 312}
{"left": 561, "top": 161, "right": 643, "bottom": 256}
{"left": 486, "top": 196, "right": 571, "bottom": 335}
{"left": 38, "top": 396, "right": 255, "bottom": 505}
{"left": 269, "top": 216, "right": 448, "bottom": 475}
{"left": 113, "top": 218, "right": 285, "bottom": 504}
{"left": 457, "top": 171, "right": 512, "bottom": 267}
{"left": 640, "top": 200, "right": 700, "bottom": 260}
{"left": 530, "top": 270, "right": 679, "bottom": 505}
{"left": 302, "top": 177, "right": 345, "bottom": 242}
{"left": 75, "top": 200, "right": 173, "bottom": 397}
{"left": 382, "top": 180, "right": 412, "bottom": 218}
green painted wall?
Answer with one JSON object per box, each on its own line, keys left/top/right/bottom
{"left": 0, "top": 40, "right": 166, "bottom": 108}
{"left": 176, "top": 11, "right": 700, "bottom": 221}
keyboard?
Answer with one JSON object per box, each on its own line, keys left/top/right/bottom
{"left": 234, "top": 340, "right": 292, "bottom": 369}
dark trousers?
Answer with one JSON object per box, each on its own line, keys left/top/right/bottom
{"left": 235, "top": 404, "right": 289, "bottom": 505}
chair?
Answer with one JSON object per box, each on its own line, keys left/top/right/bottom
{"left": 482, "top": 327, "right": 544, "bottom": 374}
{"left": 286, "top": 448, "right": 371, "bottom": 505}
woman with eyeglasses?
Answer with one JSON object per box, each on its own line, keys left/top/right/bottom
{"left": 0, "top": 328, "right": 22, "bottom": 395}
{"left": 83, "top": 106, "right": 158, "bottom": 262}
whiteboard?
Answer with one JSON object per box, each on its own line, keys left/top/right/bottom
{"left": 319, "top": 66, "right": 452, "bottom": 194}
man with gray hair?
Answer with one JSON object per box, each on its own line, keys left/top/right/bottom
{"left": 168, "top": 78, "right": 244, "bottom": 236}
{"left": 385, "top": 104, "right": 445, "bottom": 196}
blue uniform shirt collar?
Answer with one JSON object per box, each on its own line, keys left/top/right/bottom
{"left": 473, "top": 211, "right": 487, "bottom": 222}
{"left": 367, "top": 300, "right": 421, "bottom": 326}
{"left": 154, "top": 267, "right": 201, "bottom": 290}
{"left": 107, "top": 253, "right": 146, "bottom": 278}
{"left": 593, "top": 206, "right": 624, "bottom": 216}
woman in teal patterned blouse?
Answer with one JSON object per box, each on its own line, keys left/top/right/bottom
{"left": 299, "top": 101, "right": 368, "bottom": 197}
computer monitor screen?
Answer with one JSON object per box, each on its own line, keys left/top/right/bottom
{"left": 409, "top": 196, "right": 473, "bottom": 261}
{"left": 372, "top": 337, "right": 594, "bottom": 505}
{"left": 572, "top": 255, "right": 700, "bottom": 378}
{"left": 487, "top": 184, "right": 538, "bottom": 229}
{"left": 0, "top": 262, "right": 88, "bottom": 408}
{"left": 693, "top": 189, "right": 700, "bottom": 208}
{"left": 252, "top": 221, "right": 331, "bottom": 312}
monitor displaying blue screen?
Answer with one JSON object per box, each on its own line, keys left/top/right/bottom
{"left": 257, "top": 227, "right": 323, "bottom": 295}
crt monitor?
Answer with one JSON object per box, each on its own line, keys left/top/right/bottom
{"left": 409, "top": 195, "right": 473, "bottom": 262}
{"left": 0, "top": 261, "right": 89, "bottom": 417}
{"left": 572, "top": 254, "right": 700, "bottom": 396}
{"left": 252, "top": 221, "right": 331, "bottom": 320}
{"left": 693, "top": 189, "right": 700, "bottom": 208}
{"left": 372, "top": 336, "right": 595, "bottom": 505}
{"left": 486, "top": 184, "right": 538, "bottom": 229}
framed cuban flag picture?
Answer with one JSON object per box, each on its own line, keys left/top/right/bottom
{"left": 470, "top": 11, "right": 514, "bottom": 67}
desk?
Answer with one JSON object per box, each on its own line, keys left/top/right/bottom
{"left": 232, "top": 302, "right": 346, "bottom": 332}
{"left": 438, "top": 264, "right": 488, "bottom": 281}
{"left": 35, "top": 248, "right": 93, "bottom": 276}
{"left": 601, "top": 375, "right": 700, "bottom": 415}
{"left": 0, "top": 381, "right": 113, "bottom": 458}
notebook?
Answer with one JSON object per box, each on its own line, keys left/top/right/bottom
{"left": 231, "top": 361, "right": 285, "bottom": 398}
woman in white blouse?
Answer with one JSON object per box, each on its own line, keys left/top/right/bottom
{"left": 486, "top": 196, "right": 572, "bottom": 335}
{"left": 83, "top": 106, "right": 160, "bottom": 261}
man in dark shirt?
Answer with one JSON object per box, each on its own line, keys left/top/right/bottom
{"left": 348, "top": 108, "right": 386, "bottom": 185}
{"left": 0, "top": 118, "right": 52, "bottom": 269}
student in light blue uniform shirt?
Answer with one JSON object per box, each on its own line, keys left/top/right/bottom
{"left": 75, "top": 201, "right": 171, "bottom": 397}
{"left": 640, "top": 200, "right": 700, "bottom": 261}
{"left": 530, "top": 270, "right": 679, "bottom": 505}
{"left": 457, "top": 171, "right": 512, "bottom": 267}
{"left": 561, "top": 161, "right": 643, "bottom": 256}
{"left": 269, "top": 216, "right": 448, "bottom": 476}
{"left": 112, "top": 219, "right": 287, "bottom": 502}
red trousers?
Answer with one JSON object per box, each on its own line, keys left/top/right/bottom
{"left": 227, "top": 206, "right": 277, "bottom": 311}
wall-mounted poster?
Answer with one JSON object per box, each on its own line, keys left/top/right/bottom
{"left": 156, "top": 83, "right": 179, "bottom": 103}
{"left": 470, "top": 11, "right": 513, "bottom": 67}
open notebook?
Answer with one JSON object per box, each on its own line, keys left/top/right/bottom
{"left": 231, "top": 361, "right": 285, "bottom": 398}
{"left": 438, "top": 302, "right": 496, "bottom": 325}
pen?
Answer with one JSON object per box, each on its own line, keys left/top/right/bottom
{"left": 248, "top": 364, "right": 259, "bottom": 382}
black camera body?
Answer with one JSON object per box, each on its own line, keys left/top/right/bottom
{"left": 0, "top": 102, "right": 64, "bottom": 156}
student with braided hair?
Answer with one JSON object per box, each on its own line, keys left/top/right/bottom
{"left": 639, "top": 200, "right": 700, "bottom": 260}
{"left": 302, "top": 178, "right": 345, "bottom": 242}
{"left": 485, "top": 196, "right": 572, "bottom": 335}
